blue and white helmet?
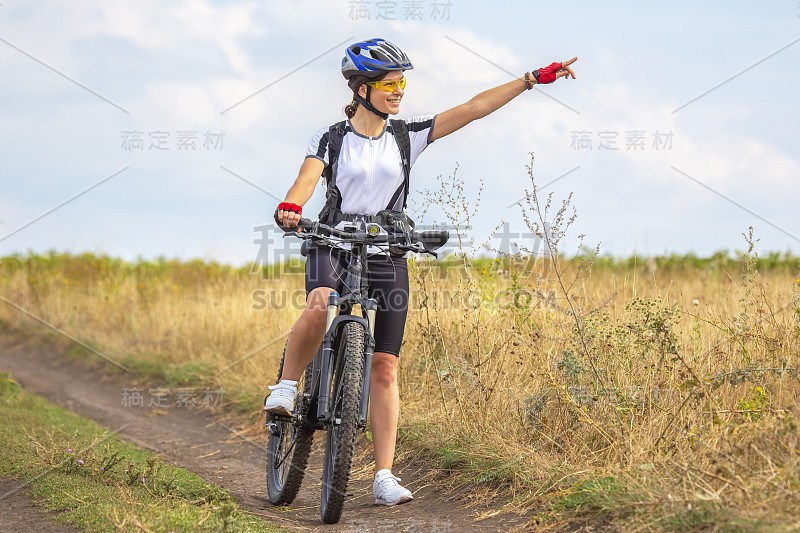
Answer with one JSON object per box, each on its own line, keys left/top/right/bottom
{"left": 341, "top": 38, "right": 413, "bottom": 79}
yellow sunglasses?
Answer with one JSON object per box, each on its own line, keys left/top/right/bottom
{"left": 365, "top": 77, "right": 406, "bottom": 92}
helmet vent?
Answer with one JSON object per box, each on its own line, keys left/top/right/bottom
{"left": 341, "top": 38, "right": 413, "bottom": 79}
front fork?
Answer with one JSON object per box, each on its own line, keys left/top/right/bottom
{"left": 317, "top": 292, "right": 377, "bottom": 429}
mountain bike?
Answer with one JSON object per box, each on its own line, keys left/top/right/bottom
{"left": 265, "top": 215, "right": 448, "bottom": 524}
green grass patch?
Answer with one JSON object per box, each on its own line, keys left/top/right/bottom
{"left": 543, "top": 474, "right": 782, "bottom": 532}
{"left": 400, "top": 423, "right": 794, "bottom": 532}
{"left": 550, "top": 475, "right": 631, "bottom": 517}
{"left": 0, "top": 371, "right": 283, "bottom": 532}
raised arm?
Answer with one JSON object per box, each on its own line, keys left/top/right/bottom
{"left": 430, "top": 57, "right": 578, "bottom": 142}
{"left": 276, "top": 157, "right": 324, "bottom": 228}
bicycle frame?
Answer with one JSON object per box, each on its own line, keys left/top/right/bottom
{"left": 266, "top": 215, "right": 449, "bottom": 522}
{"left": 307, "top": 220, "right": 378, "bottom": 430}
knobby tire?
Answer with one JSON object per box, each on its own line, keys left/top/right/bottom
{"left": 320, "top": 321, "right": 365, "bottom": 524}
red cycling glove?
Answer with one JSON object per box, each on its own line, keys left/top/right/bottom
{"left": 533, "top": 62, "right": 563, "bottom": 85}
{"left": 278, "top": 202, "right": 302, "bottom": 215}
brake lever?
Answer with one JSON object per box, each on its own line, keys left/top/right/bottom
{"left": 280, "top": 219, "right": 320, "bottom": 239}
{"left": 406, "top": 244, "right": 437, "bottom": 258}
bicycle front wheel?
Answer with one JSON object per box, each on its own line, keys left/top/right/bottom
{"left": 320, "top": 321, "right": 365, "bottom": 524}
{"left": 266, "top": 345, "right": 315, "bottom": 506}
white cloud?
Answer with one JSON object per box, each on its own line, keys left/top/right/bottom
{"left": 1, "top": 1, "right": 797, "bottom": 259}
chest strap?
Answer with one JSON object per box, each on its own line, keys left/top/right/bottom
{"left": 317, "top": 119, "right": 412, "bottom": 225}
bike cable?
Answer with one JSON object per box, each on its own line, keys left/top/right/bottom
{"left": 327, "top": 244, "right": 359, "bottom": 300}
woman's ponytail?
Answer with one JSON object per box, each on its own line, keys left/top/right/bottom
{"left": 344, "top": 100, "right": 359, "bottom": 118}
{"left": 343, "top": 75, "right": 370, "bottom": 119}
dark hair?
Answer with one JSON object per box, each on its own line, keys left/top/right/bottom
{"left": 343, "top": 73, "right": 388, "bottom": 118}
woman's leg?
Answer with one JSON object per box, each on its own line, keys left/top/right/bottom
{"left": 367, "top": 256, "right": 408, "bottom": 474}
{"left": 369, "top": 351, "right": 400, "bottom": 472}
{"left": 370, "top": 348, "right": 413, "bottom": 505}
{"left": 279, "top": 286, "right": 335, "bottom": 381}
{"left": 363, "top": 256, "right": 412, "bottom": 505}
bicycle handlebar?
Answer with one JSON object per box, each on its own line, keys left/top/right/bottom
{"left": 277, "top": 217, "right": 449, "bottom": 256}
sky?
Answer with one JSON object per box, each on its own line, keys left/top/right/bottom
{"left": 1, "top": 0, "right": 798, "bottom": 265}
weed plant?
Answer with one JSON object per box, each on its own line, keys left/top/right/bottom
{"left": 1, "top": 159, "right": 799, "bottom": 530}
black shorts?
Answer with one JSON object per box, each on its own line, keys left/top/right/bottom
{"left": 305, "top": 246, "right": 408, "bottom": 356}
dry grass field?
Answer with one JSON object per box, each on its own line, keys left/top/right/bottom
{"left": 2, "top": 177, "right": 798, "bottom": 531}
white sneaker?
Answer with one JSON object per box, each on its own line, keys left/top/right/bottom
{"left": 373, "top": 469, "right": 413, "bottom": 506}
{"left": 264, "top": 380, "right": 297, "bottom": 416}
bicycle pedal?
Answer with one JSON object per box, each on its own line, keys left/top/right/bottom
{"left": 265, "top": 413, "right": 292, "bottom": 424}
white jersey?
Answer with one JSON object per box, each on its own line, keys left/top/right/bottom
{"left": 305, "top": 115, "right": 436, "bottom": 215}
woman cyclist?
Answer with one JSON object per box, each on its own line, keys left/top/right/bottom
{"left": 266, "top": 38, "right": 577, "bottom": 507}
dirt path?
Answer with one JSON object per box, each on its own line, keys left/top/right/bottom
{"left": 0, "top": 333, "right": 531, "bottom": 532}
{"left": 0, "top": 479, "right": 79, "bottom": 532}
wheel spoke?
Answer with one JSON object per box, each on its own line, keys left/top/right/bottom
{"left": 276, "top": 431, "right": 296, "bottom": 469}
{"left": 266, "top": 346, "right": 315, "bottom": 506}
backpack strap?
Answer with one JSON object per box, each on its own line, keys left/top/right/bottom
{"left": 318, "top": 118, "right": 412, "bottom": 224}
{"left": 317, "top": 120, "right": 348, "bottom": 225}
{"left": 386, "top": 119, "right": 411, "bottom": 211}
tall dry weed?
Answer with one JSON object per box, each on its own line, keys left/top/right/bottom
{"left": 399, "top": 156, "right": 800, "bottom": 530}
{"left": 1, "top": 162, "right": 799, "bottom": 529}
